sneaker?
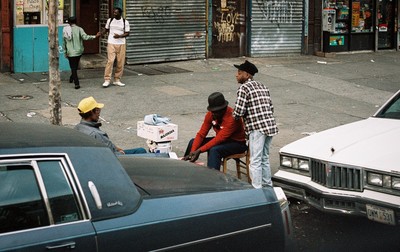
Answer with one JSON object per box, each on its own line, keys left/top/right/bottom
{"left": 102, "top": 81, "right": 110, "bottom": 87}
{"left": 113, "top": 81, "right": 125, "bottom": 87}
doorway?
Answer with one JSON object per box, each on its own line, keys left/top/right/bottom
{"left": 211, "top": 0, "right": 246, "bottom": 57}
{"left": 377, "top": 0, "right": 395, "bottom": 49}
{"left": 79, "top": 0, "right": 100, "bottom": 54}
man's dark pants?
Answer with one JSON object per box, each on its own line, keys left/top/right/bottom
{"left": 184, "top": 137, "right": 247, "bottom": 170}
{"left": 67, "top": 55, "right": 81, "bottom": 86}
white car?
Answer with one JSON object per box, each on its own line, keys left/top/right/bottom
{"left": 273, "top": 89, "right": 400, "bottom": 225}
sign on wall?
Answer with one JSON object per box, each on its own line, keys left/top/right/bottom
{"left": 24, "top": 0, "right": 41, "bottom": 12}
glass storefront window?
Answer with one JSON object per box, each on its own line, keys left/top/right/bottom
{"left": 351, "top": 0, "right": 373, "bottom": 32}
{"left": 15, "top": 0, "right": 72, "bottom": 25}
{"left": 324, "top": 0, "right": 350, "bottom": 34}
{"left": 377, "top": 0, "right": 395, "bottom": 48}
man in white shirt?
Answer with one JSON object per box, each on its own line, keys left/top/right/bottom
{"left": 102, "top": 7, "right": 130, "bottom": 88}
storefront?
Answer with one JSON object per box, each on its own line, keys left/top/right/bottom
{"left": 322, "top": 0, "right": 397, "bottom": 52}
{"left": 377, "top": 0, "right": 397, "bottom": 49}
{"left": 12, "top": 0, "right": 72, "bottom": 72}
{"left": 124, "top": 0, "right": 206, "bottom": 65}
{"left": 249, "top": 0, "right": 305, "bottom": 56}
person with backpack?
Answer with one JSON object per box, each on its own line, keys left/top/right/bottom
{"left": 63, "top": 16, "right": 101, "bottom": 89}
{"left": 102, "top": 7, "right": 130, "bottom": 88}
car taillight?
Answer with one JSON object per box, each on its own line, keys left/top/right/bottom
{"left": 273, "top": 187, "right": 293, "bottom": 237}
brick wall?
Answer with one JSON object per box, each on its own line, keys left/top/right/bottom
{"left": 100, "top": 0, "right": 110, "bottom": 54}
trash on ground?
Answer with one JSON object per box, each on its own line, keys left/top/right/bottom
{"left": 27, "top": 112, "right": 36, "bottom": 117}
{"left": 301, "top": 131, "right": 317, "bottom": 136}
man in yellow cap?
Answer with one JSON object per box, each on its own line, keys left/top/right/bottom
{"left": 75, "top": 96, "right": 146, "bottom": 155}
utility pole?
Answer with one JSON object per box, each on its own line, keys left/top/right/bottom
{"left": 48, "top": 0, "right": 62, "bottom": 125}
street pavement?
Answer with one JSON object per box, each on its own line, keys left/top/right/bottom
{"left": 1, "top": 51, "right": 399, "bottom": 177}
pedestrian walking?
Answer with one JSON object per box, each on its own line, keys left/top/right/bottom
{"left": 102, "top": 7, "right": 130, "bottom": 88}
{"left": 63, "top": 16, "right": 101, "bottom": 89}
{"left": 232, "top": 60, "right": 278, "bottom": 189}
{"left": 183, "top": 92, "right": 247, "bottom": 170}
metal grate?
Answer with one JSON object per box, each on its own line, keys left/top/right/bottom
{"left": 250, "top": 0, "right": 304, "bottom": 56}
{"left": 325, "top": 199, "right": 356, "bottom": 210}
{"left": 125, "top": 0, "right": 206, "bottom": 65}
{"left": 311, "top": 160, "right": 326, "bottom": 185}
{"left": 311, "top": 160, "right": 362, "bottom": 192}
{"left": 330, "top": 165, "right": 362, "bottom": 190}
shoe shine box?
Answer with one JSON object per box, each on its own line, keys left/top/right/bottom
{"left": 137, "top": 121, "right": 178, "bottom": 142}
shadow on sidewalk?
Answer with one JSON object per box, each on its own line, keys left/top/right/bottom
{"left": 9, "top": 65, "right": 192, "bottom": 83}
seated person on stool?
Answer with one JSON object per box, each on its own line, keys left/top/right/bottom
{"left": 183, "top": 92, "right": 247, "bottom": 170}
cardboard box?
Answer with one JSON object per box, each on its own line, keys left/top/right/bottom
{"left": 137, "top": 121, "right": 178, "bottom": 142}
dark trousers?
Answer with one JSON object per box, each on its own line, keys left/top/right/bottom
{"left": 184, "top": 137, "right": 247, "bottom": 170}
{"left": 67, "top": 55, "right": 81, "bottom": 85}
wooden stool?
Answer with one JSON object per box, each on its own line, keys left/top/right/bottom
{"left": 222, "top": 150, "right": 251, "bottom": 183}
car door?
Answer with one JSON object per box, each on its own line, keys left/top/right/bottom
{"left": 0, "top": 158, "right": 97, "bottom": 251}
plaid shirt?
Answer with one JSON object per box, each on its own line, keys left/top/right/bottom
{"left": 233, "top": 79, "right": 278, "bottom": 136}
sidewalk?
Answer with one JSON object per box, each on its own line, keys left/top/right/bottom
{"left": 1, "top": 52, "right": 398, "bottom": 176}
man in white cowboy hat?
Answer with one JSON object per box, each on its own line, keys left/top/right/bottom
{"left": 232, "top": 60, "right": 278, "bottom": 189}
{"left": 183, "top": 92, "right": 247, "bottom": 170}
{"left": 74, "top": 96, "right": 147, "bottom": 155}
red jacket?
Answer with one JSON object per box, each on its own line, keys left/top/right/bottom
{"left": 191, "top": 106, "right": 246, "bottom": 153}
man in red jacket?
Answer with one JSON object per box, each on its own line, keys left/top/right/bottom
{"left": 183, "top": 92, "right": 247, "bottom": 170}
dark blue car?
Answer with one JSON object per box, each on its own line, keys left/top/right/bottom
{"left": 0, "top": 122, "right": 292, "bottom": 251}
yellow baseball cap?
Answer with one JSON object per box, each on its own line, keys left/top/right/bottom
{"left": 77, "top": 96, "right": 104, "bottom": 113}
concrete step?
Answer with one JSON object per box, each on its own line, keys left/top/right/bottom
{"left": 80, "top": 54, "right": 106, "bottom": 69}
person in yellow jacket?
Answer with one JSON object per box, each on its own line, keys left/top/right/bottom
{"left": 63, "top": 16, "right": 101, "bottom": 89}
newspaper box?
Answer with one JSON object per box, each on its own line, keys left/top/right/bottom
{"left": 137, "top": 121, "right": 178, "bottom": 142}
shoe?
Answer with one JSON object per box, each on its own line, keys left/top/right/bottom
{"left": 113, "top": 81, "right": 125, "bottom": 87}
{"left": 102, "top": 81, "right": 110, "bottom": 87}
{"left": 69, "top": 75, "right": 73, "bottom": 83}
{"left": 75, "top": 84, "right": 80, "bottom": 89}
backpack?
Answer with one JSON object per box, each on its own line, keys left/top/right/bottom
{"left": 108, "top": 17, "right": 126, "bottom": 32}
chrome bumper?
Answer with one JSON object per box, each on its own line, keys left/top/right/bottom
{"left": 272, "top": 173, "right": 400, "bottom": 225}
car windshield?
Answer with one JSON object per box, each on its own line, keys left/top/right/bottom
{"left": 375, "top": 91, "right": 400, "bottom": 119}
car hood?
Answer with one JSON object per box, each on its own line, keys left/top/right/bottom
{"left": 280, "top": 117, "right": 400, "bottom": 172}
{"left": 118, "top": 156, "right": 252, "bottom": 196}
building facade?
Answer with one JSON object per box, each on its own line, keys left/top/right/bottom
{"left": 321, "top": 0, "right": 398, "bottom": 52}
{"left": 308, "top": 0, "right": 399, "bottom": 53}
